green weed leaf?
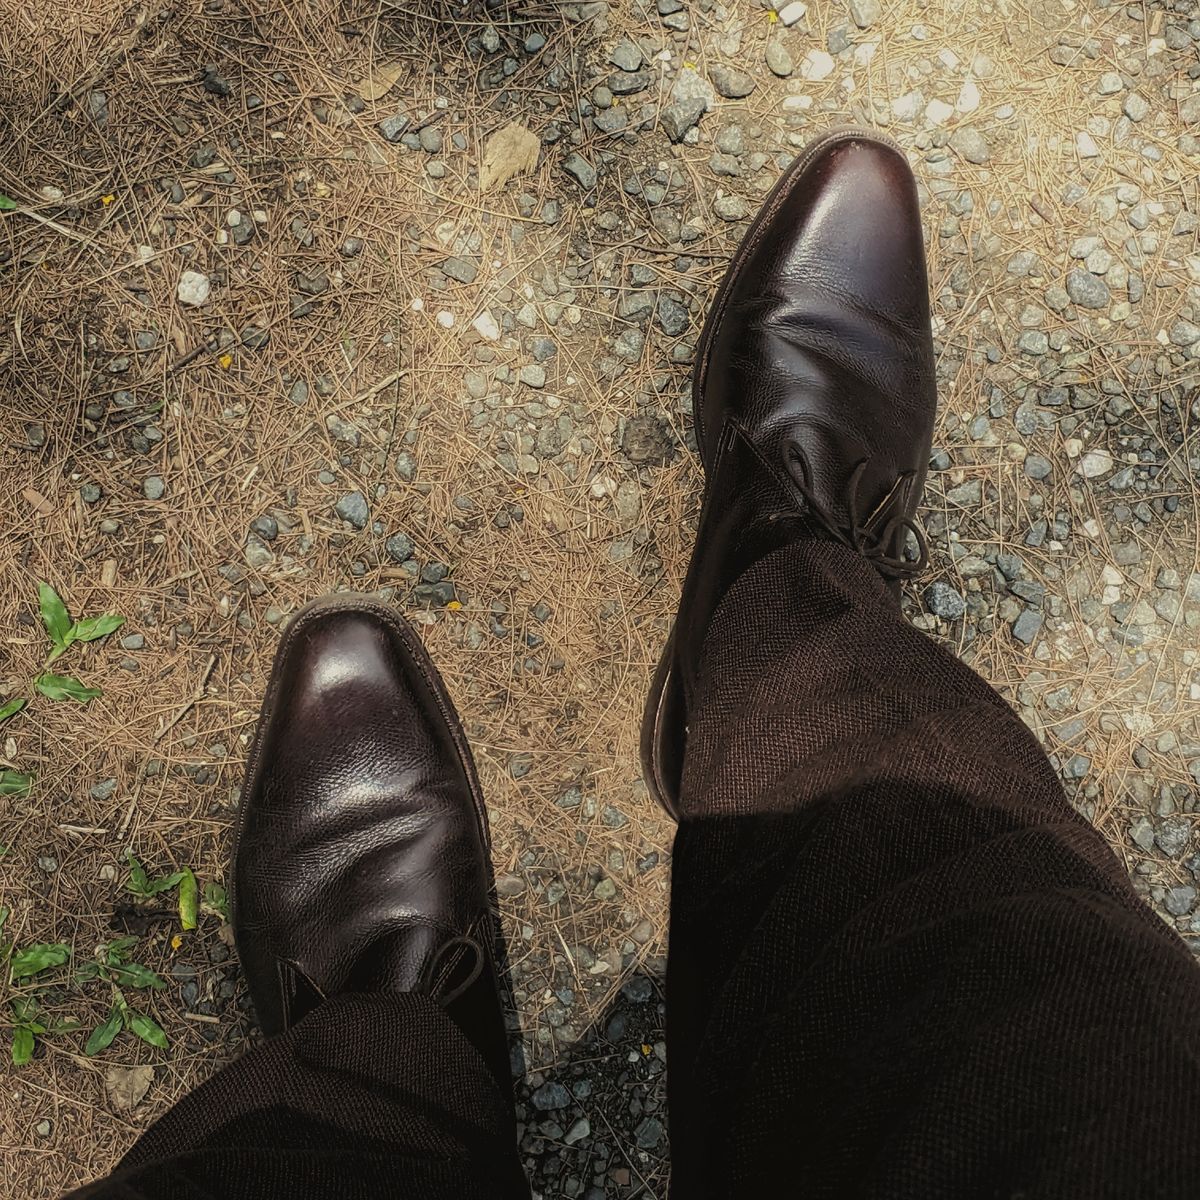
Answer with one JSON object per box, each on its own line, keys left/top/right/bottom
{"left": 124, "top": 853, "right": 185, "bottom": 897}
{"left": 10, "top": 996, "right": 37, "bottom": 1024}
{"left": 74, "top": 962, "right": 101, "bottom": 985}
{"left": 178, "top": 868, "right": 198, "bottom": 931}
{"left": 0, "top": 771, "right": 32, "bottom": 797}
{"left": 0, "top": 195, "right": 18, "bottom": 213}
{"left": 85, "top": 1007, "right": 123, "bottom": 1056}
{"left": 112, "top": 962, "right": 166, "bottom": 990}
{"left": 0, "top": 698, "right": 26, "bottom": 723}
{"left": 37, "top": 582, "right": 73, "bottom": 649}
{"left": 35, "top": 673, "right": 101, "bottom": 703}
{"left": 128, "top": 1011, "right": 168, "bottom": 1050}
{"left": 10, "top": 942, "right": 71, "bottom": 978}
{"left": 201, "top": 881, "right": 230, "bottom": 921}
{"left": 71, "top": 614, "right": 125, "bottom": 643}
{"left": 105, "top": 936, "right": 139, "bottom": 961}
{"left": 125, "top": 853, "right": 151, "bottom": 895}
{"left": 11, "top": 1026, "right": 34, "bottom": 1065}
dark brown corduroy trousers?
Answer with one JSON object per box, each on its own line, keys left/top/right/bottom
{"left": 74, "top": 540, "right": 1200, "bottom": 1199}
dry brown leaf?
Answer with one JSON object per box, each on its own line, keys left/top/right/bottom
{"left": 22, "top": 488, "right": 53, "bottom": 517}
{"left": 357, "top": 61, "right": 406, "bottom": 101}
{"left": 105, "top": 1065, "right": 154, "bottom": 1112}
{"left": 479, "top": 123, "right": 541, "bottom": 193}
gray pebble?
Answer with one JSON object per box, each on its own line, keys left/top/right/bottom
{"left": 635, "top": 1116, "right": 665, "bottom": 1150}
{"left": 496, "top": 873, "right": 526, "bottom": 898}
{"left": 714, "top": 194, "right": 749, "bottom": 220}
{"left": 1156, "top": 817, "right": 1193, "bottom": 858}
{"left": 828, "top": 25, "right": 851, "bottom": 54}
{"left": 949, "top": 126, "right": 991, "bottom": 164}
{"left": 608, "top": 70, "right": 650, "bottom": 96}
{"left": 441, "top": 257, "right": 479, "bottom": 285}
{"left": 142, "top": 476, "right": 165, "bottom": 500}
{"left": 1066, "top": 269, "right": 1110, "bottom": 310}
{"left": 657, "top": 294, "right": 689, "bottom": 336}
{"left": 1012, "top": 610, "right": 1043, "bottom": 645}
{"left": 923, "top": 581, "right": 966, "bottom": 620}
{"left": 662, "top": 98, "right": 706, "bottom": 142}
{"left": 709, "top": 64, "right": 755, "bottom": 99}
{"left": 334, "top": 492, "right": 369, "bottom": 529}
{"left": 1131, "top": 817, "right": 1156, "bottom": 853}
{"left": 609, "top": 39, "right": 643, "bottom": 71}
{"left": 251, "top": 514, "right": 279, "bottom": 542}
{"left": 377, "top": 113, "right": 410, "bottom": 142}
{"left": 563, "top": 153, "right": 597, "bottom": 189}
{"left": 1024, "top": 455, "right": 1052, "bottom": 481}
{"left": 765, "top": 41, "right": 793, "bottom": 78}
{"left": 531, "top": 1081, "right": 571, "bottom": 1110}
{"left": 563, "top": 1117, "right": 591, "bottom": 1145}
{"left": 90, "top": 778, "right": 118, "bottom": 801}
{"left": 386, "top": 533, "right": 414, "bottom": 562}
{"left": 1122, "top": 93, "right": 1150, "bottom": 122}
{"left": 849, "top": 0, "right": 882, "bottom": 27}
{"left": 1169, "top": 319, "right": 1200, "bottom": 347}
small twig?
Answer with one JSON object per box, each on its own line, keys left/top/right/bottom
{"left": 118, "top": 654, "right": 218, "bottom": 837}
{"left": 6, "top": 208, "right": 100, "bottom": 248}
{"left": 57, "top": 824, "right": 108, "bottom": 836}
{"left": 181, "top": 1012, "right": 221, "bottom": 1025}
{"left": 153, "top": 653, "right": 218, "bottom": 742}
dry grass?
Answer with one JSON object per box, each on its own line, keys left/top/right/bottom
{"left": 1, "top": 0, "right": 1198, "bottom": 1192}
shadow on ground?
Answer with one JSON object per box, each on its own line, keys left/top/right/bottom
{"left": 511, "top": 969, "right": 668, "bottom": 1200}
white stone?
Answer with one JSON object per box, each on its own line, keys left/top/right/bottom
{"left": 776, "top": 1, "right": 806, "bottom": 25}
{"left": 891, "top": 91, "right": 923, "bottom": 121}
{"left": 853, "top": 40, "right": 879, "bottom": 66}
{"left": 955, "top": 78, "right": 981, "bottom": 114}
{"left": 1076, "top": 131, "right": 1100, "bottom": 157}
{"left": 1078, "top": 449, "right": 1114, "bottom": 478}
{"left": 177, "top": 270, "right": 211, "bottom": 307}
{"left": 848, "top": 0, "right": 882, "bottom": 27}
{"left": 799, "top": 49, "right": 835, "bottom": 81}
{"left": 1101, "top": 564, "right": 1124, "bottom": 589}
{"left": 472, "top": 311, "right": 501, "bottom": 341}
{"left": 436, "top": 311, "right": 455, "bottom": 328}
{"left": 925, "top": 98, "right": 954, "bottom": 125}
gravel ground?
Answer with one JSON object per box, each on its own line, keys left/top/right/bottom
{"left": 3, "top": 0, "right": 1200, "bottom": 1193}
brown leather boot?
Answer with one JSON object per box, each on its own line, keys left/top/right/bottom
{"left": 232, "top": 595, "right": 510, "bottom": 1088}
{"left": 642, "top": 129, "right": 938, "bottom": 818}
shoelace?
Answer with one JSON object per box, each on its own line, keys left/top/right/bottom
{"left": 419, "top": 933, "right": 485, "bottom": 1007}
{"left": 784, "top": 440, "right": 929, "bottom": 581}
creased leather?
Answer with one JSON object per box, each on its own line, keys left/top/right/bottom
{"left": 644, "top": 131, "right": 938, "bottom": 814}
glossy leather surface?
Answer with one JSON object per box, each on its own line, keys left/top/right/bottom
{"left": 643, "top": 130, "right": 938, "bottom": 815}
{"left": 232, "top": 596, "right": 499, "bottom": 1040}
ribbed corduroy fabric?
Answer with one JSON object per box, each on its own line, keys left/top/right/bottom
{"left": 667, "top": 539, "right": 1200, "bottom": 1198}
{"left": 74, "top": 538, "right": 1200, "bottom": 1199}
{"left": 68, "top": 993, "right": 529, "bottom": 1199}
